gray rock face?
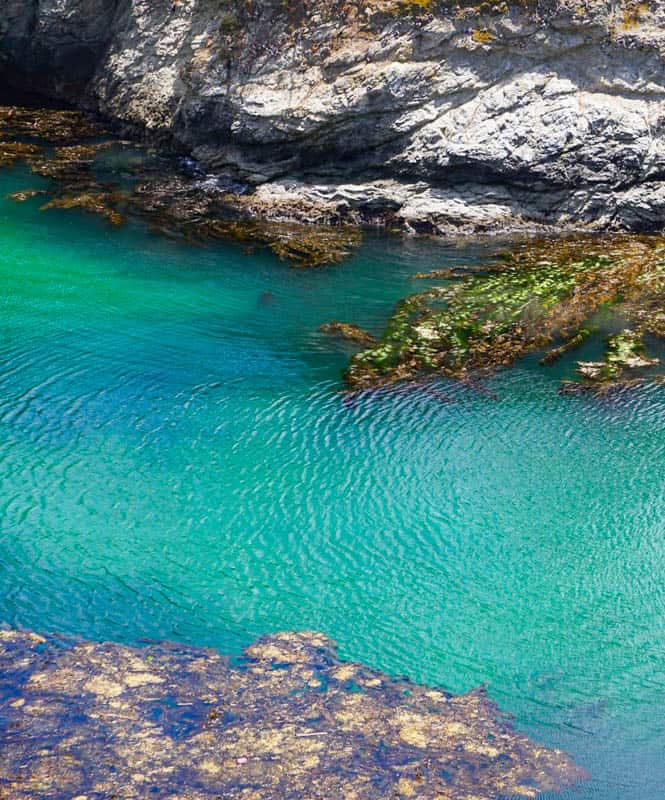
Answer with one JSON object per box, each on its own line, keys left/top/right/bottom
{"left": 2, "top": 0, "right": 665, "bottom": 234}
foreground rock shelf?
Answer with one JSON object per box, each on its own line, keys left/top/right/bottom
{"left": 0, "top": 628, "right": 584, "bottom": 799}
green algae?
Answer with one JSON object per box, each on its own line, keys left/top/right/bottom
{"left": 577, "top": 329, "right": 659, "bottom": 382}
{"left": 346, "top": 236, "right": 665, "bottom": 392}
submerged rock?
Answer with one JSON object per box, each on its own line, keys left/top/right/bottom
{"left": 4, "top": 188, "right": 46, "bottom": 202}
{"left": 0, "top": 627, "right": 585, "bottom": 799}
{"left": 0, "top": 140, "right": 41, "bottom": 168}
{"left": 577, "top": 329, "right": 659, "bottom": 381}
{"left": 40, "top": 191, "right": 127, "bottom": 226}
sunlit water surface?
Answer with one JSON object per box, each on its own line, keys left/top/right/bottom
{"left": 1, "top": 164, "right": 664, "bottom": 799}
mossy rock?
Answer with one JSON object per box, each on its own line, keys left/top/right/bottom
{"left": 346, "top": 235, "right": 665, "bottom": 393}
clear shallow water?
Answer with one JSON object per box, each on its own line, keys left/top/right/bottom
{"left": 1, "top": 164, "right": 665, "bottom": 799}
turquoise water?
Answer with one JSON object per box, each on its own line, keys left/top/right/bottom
{"left": 1, "top": 163, "right": 665, "bottom": 798}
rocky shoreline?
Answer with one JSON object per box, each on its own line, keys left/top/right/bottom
{"left": 3, "top": 104, "right": 664, "bottom": 396}
{"left": 0, "top": 105, "right": 362, "bottom": 268}
{"left": 2, "top": 1, "right": 665, "bottom": 236}
{"left": 0, "top": 626, "right": 585, "bottom": 799}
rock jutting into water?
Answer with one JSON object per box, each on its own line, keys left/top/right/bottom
{"left": 3, "top": 1, "right": 665, "bottom": 236}
{"left": 0, "top": 627, "right": 585, "bottom": 799}
{"left": 320, "top": 321, "right": 378, "bottom": 346}
{"left": 0, "top": 105, "right": 362, "bottom": 268}
{"left": 345, "top": 235, "right": 665, "bottom": 393}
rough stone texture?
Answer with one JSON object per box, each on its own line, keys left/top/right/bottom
{"left": 0, "top": 627, "right": 585, "bottom": 799}
{"left": 1, "top": 1, "right": 665, "bottom": 232}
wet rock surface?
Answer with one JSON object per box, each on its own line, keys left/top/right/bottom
{"left": 0, "top": 105, "right": 361, "bottom": 268}
{"left": 0, "top": 627, "right": 585, "bottom": 799}
{"left": 2, "top": 1, "right": 665, "bottom": 234}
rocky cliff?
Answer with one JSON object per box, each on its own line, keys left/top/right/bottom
{"left": 2, "top": 0, "right": 665, "bottom": 234}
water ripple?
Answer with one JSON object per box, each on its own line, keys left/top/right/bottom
{"left": 2, "top": 180, "right": 665, "bottom": 797}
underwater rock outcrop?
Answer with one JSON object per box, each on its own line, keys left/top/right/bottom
{"left": 346, "top": 235, "right": 665, "bottom": 393}
{"left": 0, "top": 627, "right": 585, "bottom": 799}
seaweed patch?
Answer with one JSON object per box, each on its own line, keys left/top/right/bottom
{"left": 0, "top": 105, "right": 361, "bottom": 269}
{"left": 0, "top": 627, "right": 585, "bottom": 799}
{"left": 346, "top": 236, "right": 665, "bottom": 394}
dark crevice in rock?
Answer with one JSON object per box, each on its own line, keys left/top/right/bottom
{"left": 0, "top": 78, "right": 72, "bottom": 109}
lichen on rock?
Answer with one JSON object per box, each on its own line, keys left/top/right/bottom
{"left": 0, "top": 626, "right": 586, "bottom": 799}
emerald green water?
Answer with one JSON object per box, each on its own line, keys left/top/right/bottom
{"left": 1, "top": 163, "right": 665, "bottom": 798}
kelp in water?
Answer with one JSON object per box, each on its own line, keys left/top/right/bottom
{"left": 346, "top": 236, "right": 665, "bottom": 394}
{"left": 0, "top": 105, "right": 361, "bottom": 268}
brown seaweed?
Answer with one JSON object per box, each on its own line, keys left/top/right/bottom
{"left": 319, "top": 321, "right": 378, "bottom": 345}
{"left": 347, "top": 235, "right": 665, "bottom": 393}
{"left": 0, "top": 627, "right": 586, "bottom": 799}
{"left": 0, "top": 106, "right": 362, "bottom": 268}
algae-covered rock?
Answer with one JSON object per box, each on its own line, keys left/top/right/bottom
{"left": 0, "top": 106, "right": 106, "bottom": 143}
{"left": 0, "top": 627, "right": 585, "bottom": 799}
{"left": 0, "top": 140, "right": 41, "bottom": 167}
{"left": 4, "top": 188, "right": 46, "bottom": 202}
{"left": 346, "top": 236, "right": 665, "bottom": 393}
{"left": 577, "top": 329, "right": 659, "bottom": 380}
{"left": 40, "top": 191, "right": 126, "bottom": 226}
{"left": 132, "top": 175, "right": 363, "bottom": 268}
